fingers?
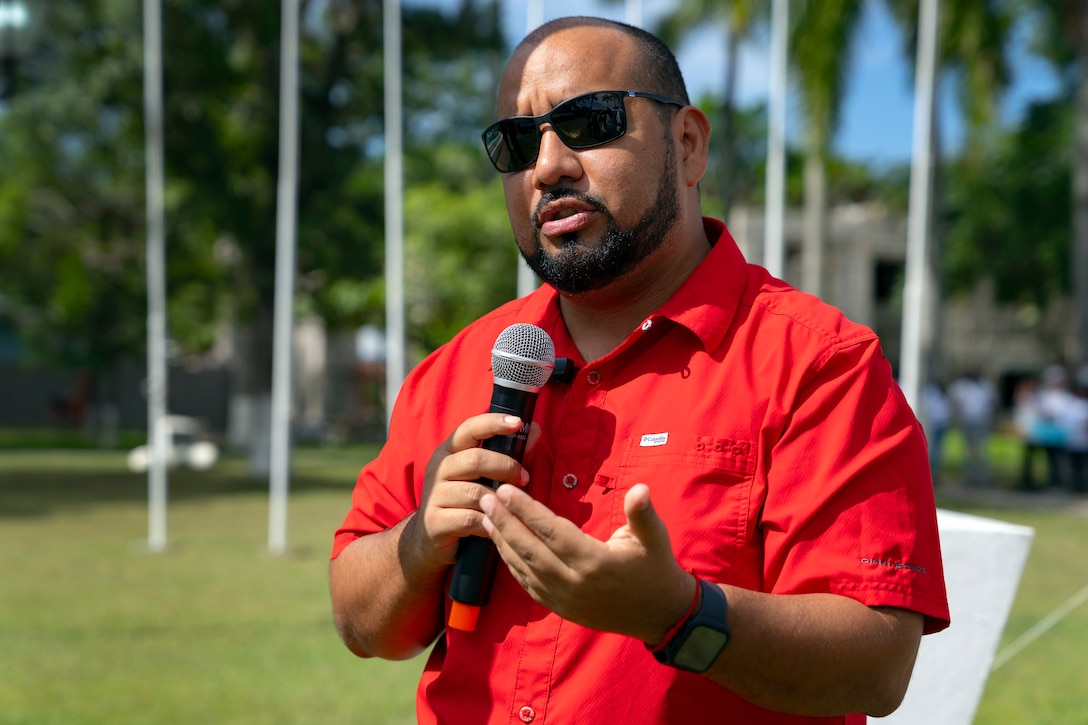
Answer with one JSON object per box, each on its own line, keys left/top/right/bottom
{"left": 480, "top": 485, "right": 588, "bottom": 583}
{"left": 446, "top": 413, "right": 524, "bottom": 450}
{"left": 621, "top": 483, "right": 667, "bottom": 548}
{"left": 481, "top": 483, "right": 668, "bottom": 569}
{"left": 481, "top": 483, "right": 687, "bottom": 639}
{"left": 433, "top": 414, "right": 531, "bottom": 491}
{"left": 480, "top": 485, "right": 567, "bottom": 557}
{"left": 478, "top": 488, "right": 558, "bottom": 601}
{"left": 417, "top": 414, "right": 533, "bottom": 563}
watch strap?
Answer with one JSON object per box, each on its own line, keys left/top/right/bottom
{"left": 651, "top": 578, "right": 731, "bottom": 672}
{"left": 648, "top": 569, "right": 700, "bottom": 654}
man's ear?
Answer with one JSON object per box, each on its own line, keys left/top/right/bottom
{"left": 677, "top": 105, "right": 711, "bottom": 189}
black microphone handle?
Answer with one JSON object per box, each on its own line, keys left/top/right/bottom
{"left": 448, "top": 384, "right": 538, "bottom": 613}
{"left": 479, "top": 384, "right": 538, "bottom": 460}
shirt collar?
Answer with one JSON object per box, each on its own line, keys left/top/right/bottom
{"left": 517, "top": 217, "right": 749, "bottom": 358}
{"left": 653, "top": 217, "right": 748, "bottom": 355}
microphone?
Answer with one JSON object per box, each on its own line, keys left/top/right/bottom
{"left": 447, "top": 323, "right": 556, "bottom": 632}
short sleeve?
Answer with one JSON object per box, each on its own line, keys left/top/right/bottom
{"left": 760, "top": 338, "right": 950, "bottom": 634}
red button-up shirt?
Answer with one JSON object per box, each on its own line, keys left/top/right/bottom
{"left": 333, "top": 218, "right": 950, "bottom": 724}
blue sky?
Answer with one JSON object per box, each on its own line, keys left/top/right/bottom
{"left": 410, "top": 0, "right": 1065, "bottom": 168}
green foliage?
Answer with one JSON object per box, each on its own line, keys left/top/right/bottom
{"left": 0, "top": 0, "right": 509, "bottom": 389}
{"left": 404, "top": 168, "right": 515, "bottom": 353}
{"left": 942, "top": 98, "right": 1072, "bottom": 306}
{"left": 695, "top": 96, "right": 891, "bottom": 212}
{"left": 694, "top": 98, "right": 769, "bottom": 212}
{"left": 790, "top": 0, "right": 864, "bottom": 152}
{"left": 0, "top": 3, "right": 151, "bottom": 369}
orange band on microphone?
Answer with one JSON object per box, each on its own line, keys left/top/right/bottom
{"left": 448, "top": 601, "right": 481, "bottom": 632}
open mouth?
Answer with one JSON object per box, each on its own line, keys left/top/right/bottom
{"left": 536, "top": 198, "right": 598, "bottom": 238}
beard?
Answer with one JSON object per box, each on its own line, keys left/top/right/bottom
{"left": 519, "top": 138, "right": 680, "bottom": 295}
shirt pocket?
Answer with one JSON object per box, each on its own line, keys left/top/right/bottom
{"left": 614, "top": 433, "right": 758, "bottom": 578}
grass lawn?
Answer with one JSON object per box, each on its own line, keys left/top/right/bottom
{"left": 1, "top": 432, "right": 1086, "bottom": 723}
{"left": 0, "top": 447, "right": 423, "bottom": 725}
{"left": 932, "top": 502, "right": 1088, "bottom": 724}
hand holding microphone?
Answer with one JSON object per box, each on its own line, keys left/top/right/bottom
{"left": 447, "top": 323, "right": 555, "bottom": 632}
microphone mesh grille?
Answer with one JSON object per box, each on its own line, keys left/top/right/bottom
{"left": 492, "top": 323, "right": 556, "bottom": 391}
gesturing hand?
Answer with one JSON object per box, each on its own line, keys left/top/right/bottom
{"left": 480, "top": 482, "right": 696, "bottom": 644}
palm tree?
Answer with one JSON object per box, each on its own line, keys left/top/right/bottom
{"left": 886, "top": 0, "right": 1012, "bottom": 385}
{"left": 888, "top": 0, "right": 1012, "bottom": 161}
{"left": 789, "top": 0, "right": 1010, "bottom": 301}
{"left": 1028, "top": 0, "right": 1088, "bottom": 362}
{"left": 789, "top": 0, "right": 863, "bottom": 297}
{"left": 652, "top": 0, "right": 1011, "bottom": 339}
{"left": 653, "top": 0, "right": 768, "bottom": 222}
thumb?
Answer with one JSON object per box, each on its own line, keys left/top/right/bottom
{"left": 623, "top": 483, "right": 669, "bottom": 547}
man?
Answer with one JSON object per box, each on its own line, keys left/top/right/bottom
{"left": 330, "top": 16, "right": 949, "bottom": 724}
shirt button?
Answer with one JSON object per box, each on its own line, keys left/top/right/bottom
{"left": 641, "top": 318, "right": 653, "bottom": 331}
{"left": 519, "top": 705, "right": 536, "bottom": 722}
{"left": 562, "top": 473, "right": 578, "bottom": 489}
{"left": 586, "top": 369, "right": 601, "bottom": 385}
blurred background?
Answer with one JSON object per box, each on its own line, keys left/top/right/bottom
{"left": 1, "top": 1, "right": 1086, "bottom": 723}
{"left": 1, "top": 0, "right": 1086, "bottom": 457}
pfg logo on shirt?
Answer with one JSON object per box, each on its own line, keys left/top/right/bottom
{"left": 640, "top": 432, "right": 669, "bottom": 447}
{"left": 860, "top": 556, "right": 927, "bottom": 574}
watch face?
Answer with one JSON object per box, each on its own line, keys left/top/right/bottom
{"left": 674, "top": 625, "right": 730, "bottom": 672}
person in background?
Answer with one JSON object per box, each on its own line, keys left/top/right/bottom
{"left": 1014, "top": 376, "right": 1045, "bottom": 491}
{"left": 947, "top": 370, "right": 998, "bottom": 487}
{"left": 921, "top": 379, "right": 951, "bottom": 485}
{"left": 328, "top": 17, "right": 949, "bottom": 724}
{"left": 1035, "top": 364, "right": 1074, "bottom": 490}
{"left": 1061, "top": 366, "right": 1088, "bottom": 493}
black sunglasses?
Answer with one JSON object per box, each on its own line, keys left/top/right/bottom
{"left": 481, "top": 90, "right": 686, "bottom": 173}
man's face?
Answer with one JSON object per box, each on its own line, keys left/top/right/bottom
{"left": 520, "top": 139, "right": 679, "bottom": 294}
{"left": 494, "top": 27, "right": 682, "bottom": 296}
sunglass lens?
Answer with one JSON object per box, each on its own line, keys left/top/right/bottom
{"left": 553, "top": 92, "right": 626, "bottom": 148}
{"left": 482, "top": 91, "right": 630, "bottom": 172}
{"left": 485, "top": 117, "right": 541, "bottom": 172}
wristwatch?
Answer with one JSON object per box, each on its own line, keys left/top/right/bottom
{"left": 652, "top": 578, "right": 731, "bottom": 673}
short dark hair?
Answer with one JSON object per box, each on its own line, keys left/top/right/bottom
{"left": 517, "top": 16, "right": 690, "bottom": 106}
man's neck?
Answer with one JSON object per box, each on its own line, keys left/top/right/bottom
{"left": 558, "top": 225, "right": 712, "bottom": 363}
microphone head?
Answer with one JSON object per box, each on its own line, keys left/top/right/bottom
{"left": 492, "top": 323, "right": 556, "bottom": 392}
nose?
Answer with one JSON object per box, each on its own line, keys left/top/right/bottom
{"left": 531, "top": 124, "right": 583, "bottom": 189}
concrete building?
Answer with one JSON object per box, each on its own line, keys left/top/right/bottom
{"left": 728, "top": 203, "right": 1075, "bottom": 404}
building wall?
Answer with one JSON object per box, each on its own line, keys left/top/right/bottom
{"left": 726, "top": 204, "right": 1072, "bottom": 396}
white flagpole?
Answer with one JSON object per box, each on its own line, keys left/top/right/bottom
{"left": 384, "top": 0, "right": 406, "bottom": 429}
{"left": 900, "top": 0, "right": 939, "bottom": 412}
{"left": 269, "top": 0, "right": 300, "bottom": 555}
{"left": 763, "top": 0, "right": 788, "bottom": 279}
{"left": 142, "top": 0, "right": 168, "bottom": 552}
{"left": 516, "top": 0, "right": 545, "bottom": 298}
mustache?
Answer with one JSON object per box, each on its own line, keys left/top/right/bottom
{"left": 531, "top": 189, "right": 606, "bottom": 228}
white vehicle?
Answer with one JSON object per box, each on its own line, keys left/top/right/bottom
{"left": 127, "top": 415, "right": 219, "bottom": 472}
